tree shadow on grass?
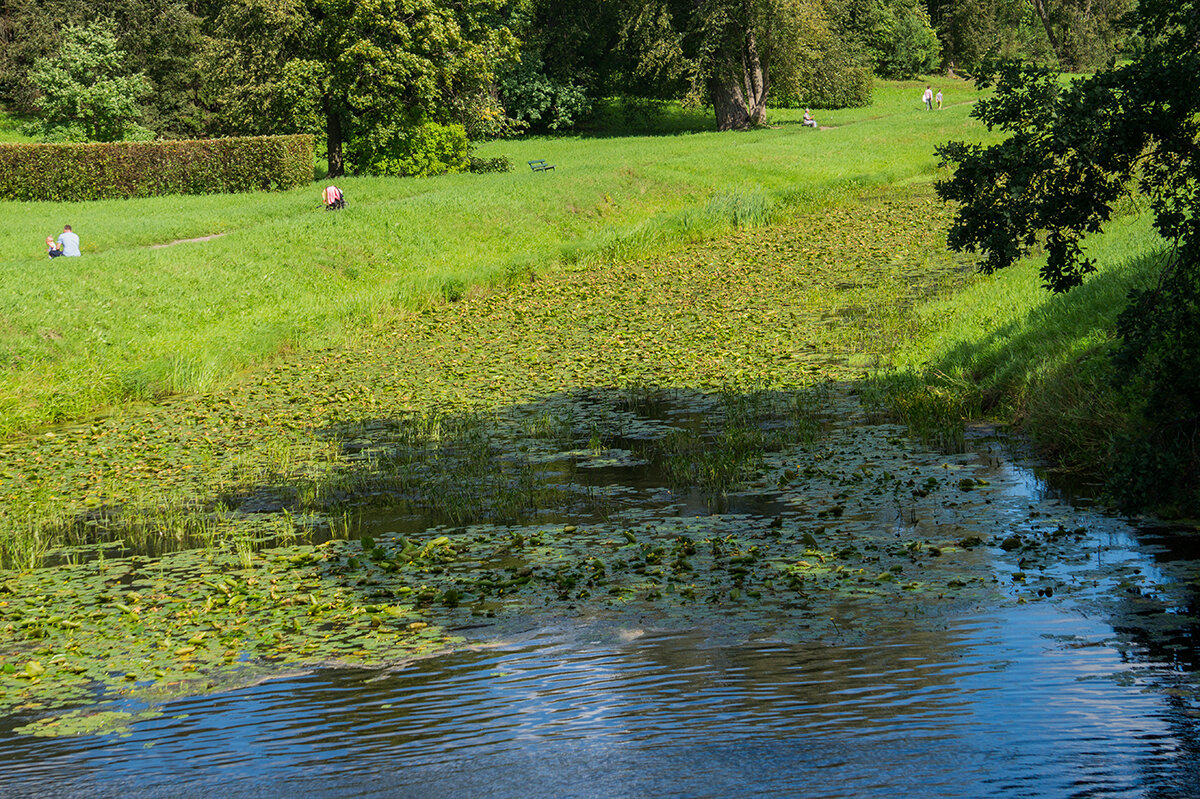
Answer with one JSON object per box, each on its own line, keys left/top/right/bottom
{"left": 902, "top": 249, "right": 1163, "bottom": 405}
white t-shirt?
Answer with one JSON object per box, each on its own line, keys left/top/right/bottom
{"left": 57, "top": 231, "right": 80, "bottom": 257}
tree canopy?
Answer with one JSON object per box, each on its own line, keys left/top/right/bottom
{"left": 935, "top": 0, "right": 1200, "bottom": 510}
{"left": 29, "top": 21, "right": 152, "bottom": 142}
{"left": 201, "top": 0, "right": 520, "bottom": 175}
{"left": 0, "top": 0, "right": 1147, "bottom": 167}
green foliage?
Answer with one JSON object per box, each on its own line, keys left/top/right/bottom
{"left": 201, "top": 0, "right": 522, "bottom": 175}
{"left": 926, "top": 0, "right": 1043, "bottom": 72}
{"left": 1110, "top": 257, "right": 1200, "bottom": 514}
{"left": 0, "top": 110, "right": 36, "bottom": 143}
{"left": 935, "top": 0, "right": 1200, "bottom": 513}
{"left": 615, "top": 0, "right": 862, "bottom": 128}
{"left": 0, "top": 0, "right": 204, "bottom": 136}
{"left": 926, "top": 0, "right": 1131, "bottom": 73}
{"left": 865, "top": 0, "right": 941, "bottom": 79}
{"left": 0, "top": 135, "right": 313, "bottom": 201}
{"left": 198, "top": 0, "right": 323, "bottom": 138}
{"left": 345, "top": 122, "right": 470, "bottom": 178}
{"left": 468, "top": 154, "right": 514, "bottom": 173}
{"left": 498, "top": 55, "right": 592, "bottom": 132}
{"left": 28, "top": 21, "right": 152, "bottom": 142}
{"left": 783, "top": 49, "right": 874, "bottom": 109}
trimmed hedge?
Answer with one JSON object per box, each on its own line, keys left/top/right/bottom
{"left": 0, "top": 135, "right": 314, "bottom": 201}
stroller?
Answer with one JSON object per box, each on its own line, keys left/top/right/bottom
{"left": 323, "top": 185, "right": 345, "bottom": 210}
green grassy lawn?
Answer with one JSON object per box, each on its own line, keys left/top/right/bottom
{"left": 0, "top": 77, "right": 989, "bottom": 438}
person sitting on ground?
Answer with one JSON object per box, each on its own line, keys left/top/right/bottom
{"left": 56, "top": 225, "right": 80, "bottom": 257}
{"left": 323, "top": 185, "right": 345, "bottom": 210}
{"left": 46, "top": 235, "right": 63, "bottom": 258}
{"left": 803, "top": 109, "right": 818, "bottom": 128}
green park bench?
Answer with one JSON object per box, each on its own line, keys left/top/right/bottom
{"left": 528, "top": 159, "right": 555, "bottom": 172}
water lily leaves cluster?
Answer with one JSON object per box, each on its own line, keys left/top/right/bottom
{"left": 0, "top": 185, "right": 1008, "bottom": 732}
{"left": 0, "top": 186, "right": 968, "bottom": 567}
{"left": 0, "top": 538, "right": 462, "bottom": 719}
{"left": 0, "top": 379, "right": 1085, "bottom": 727}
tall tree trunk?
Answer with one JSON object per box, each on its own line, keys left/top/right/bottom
{"left": 325, "top": 103, "right": 344, "bottom": 178}
{"left": 1031, "top": 0, "right": 1069, "bottom": 67}
{"left": 710, "top": 70, "right": 752, "bottom": 130}
{"left": 708, "top": 19, "right": 769, "bottom": 131}
{"left": 743, "top": 28, "right": 768, "bottom": 126}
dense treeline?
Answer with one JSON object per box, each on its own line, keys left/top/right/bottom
{"left": 0, "top": 0, "right": 1133, "bottom": 176}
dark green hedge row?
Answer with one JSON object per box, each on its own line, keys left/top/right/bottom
{"left": 0, "top": 135, "right": 314, "bottom": 201}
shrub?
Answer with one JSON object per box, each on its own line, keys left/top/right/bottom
{"left": 1109, "top": 256, "right": 1200, "bottom": 514}
{"left": 0, "top": 135, "right": 313, "bottom": 201}
{"left": 345, "top": 122, "right": 470, "bottom": 178}
{"left": 468, "top": 154, "right": 513, "bottom": 174}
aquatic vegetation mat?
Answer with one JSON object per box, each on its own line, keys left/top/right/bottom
{"left": 7, "top": 383, "right": 1171, "bottom": 734}
{"left": 16, "top": 183, "right": 1162, "bottom": 735}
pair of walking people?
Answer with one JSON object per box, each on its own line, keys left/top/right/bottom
{"left": 46, "top": 225, "right": 80, "bottom": 258}
{"left": 922, "top": 86, "right": 943, "bottom": 110}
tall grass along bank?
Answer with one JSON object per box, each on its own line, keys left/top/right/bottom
{"left": 874, "top": 212, "right": 1170, "bottom": 500}
{"left": 0, "top": 79, "right": 990, "bottom": 439}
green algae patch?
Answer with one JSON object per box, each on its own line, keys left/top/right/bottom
{"left": 0, "top": 541, "right": 462, "bottom": 723}
{"left": 13, "top": 708, "right": 164, "bottom": 738}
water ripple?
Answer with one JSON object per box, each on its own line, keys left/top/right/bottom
{"left": 2, "top": 607, "right": 1198, "bottom": 799}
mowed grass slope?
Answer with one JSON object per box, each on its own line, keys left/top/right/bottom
{"left": 0, "top": 79, "right": 988, "bottom": 437}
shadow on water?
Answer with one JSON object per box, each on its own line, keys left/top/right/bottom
{"left": 6, "top": 382, "right": 1200, "bottom": 797}
{"left": 42, "top": 384, "right": 824, "bottom": 563}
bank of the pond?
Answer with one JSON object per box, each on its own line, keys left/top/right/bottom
{"left": 878, "top": 211, "right": 1184, "bottom": 512}
{"left": 0, "top": 79, "right": 990, "bottom": 439}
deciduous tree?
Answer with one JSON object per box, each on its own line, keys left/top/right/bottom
{"left": 935, "top": 0, "right": 1200, "bottom": 510}
{"left": 29, "top": 21, "right": 152, "bottom": 141}
{"left": 0, "top": 0, "right": 203, "bottom": 137}
{"left": 618, "top": 0, "right": 844, "bottom": 130}
{"left": 202, "top": 0, "right": 520, "bottom": 176}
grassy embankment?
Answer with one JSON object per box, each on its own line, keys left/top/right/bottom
{"left": 0, "top": 79, "right": 983, "bottom": 439}
{"left": 873, "top": 210, "right": 1167, "bottom": 481}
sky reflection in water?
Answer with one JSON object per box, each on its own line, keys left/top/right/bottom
{"left": 1, "top": 429, "right": 1198, "bottom": 798}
